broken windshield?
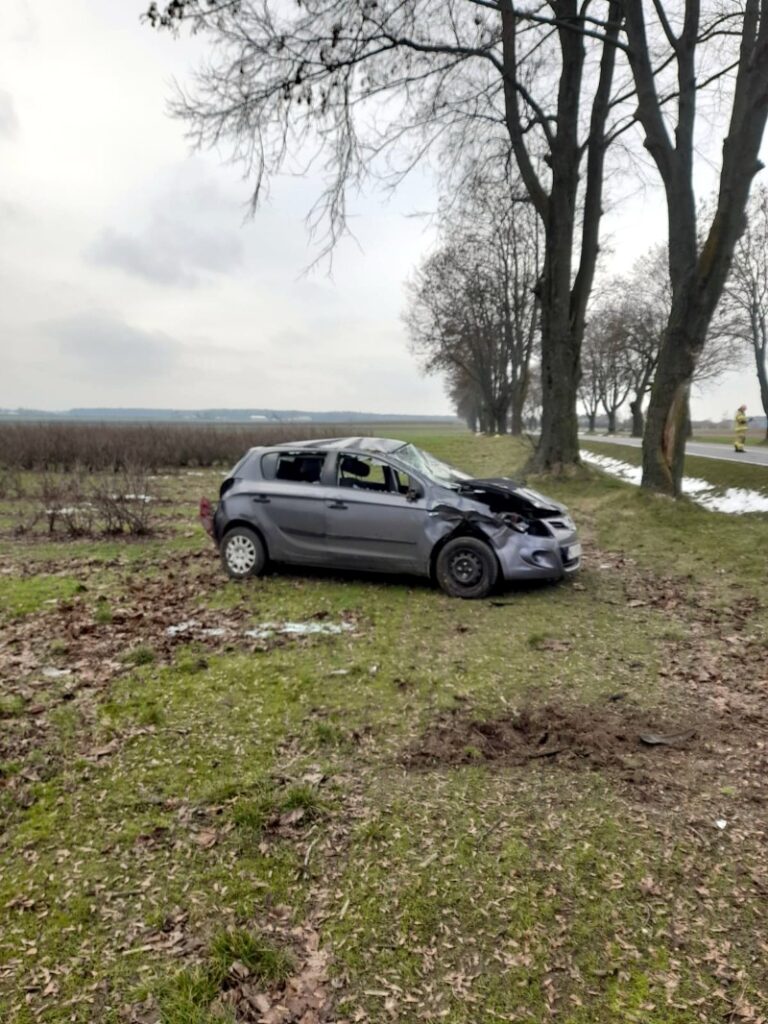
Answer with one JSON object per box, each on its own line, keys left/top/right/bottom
{"left": 395, "top": 444, "right": 472, "bottom": 488}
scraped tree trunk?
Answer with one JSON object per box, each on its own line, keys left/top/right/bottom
{"left": 642, "top": 304, "right": 701, "bottom": 495}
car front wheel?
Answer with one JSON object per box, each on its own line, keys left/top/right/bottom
{"left": 435, "top": 536, "right": 499, "bottom": 599}
{"left": 220, "top": 526, "right": 266, "bottom": 580}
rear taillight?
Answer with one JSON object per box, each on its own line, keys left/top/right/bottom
{"left": 199, "top": 496, "right": 214, "bottom": 538}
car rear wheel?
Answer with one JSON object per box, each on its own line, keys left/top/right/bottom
{"left": 221, "top": 526, "right": 266, "bottom": 580}
{"left": 435, "top": 536, "right": 499, "bottom": 599}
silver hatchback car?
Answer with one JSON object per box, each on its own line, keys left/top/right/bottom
{"left": 202, "top": 437, "right": 581, "bottom": 599}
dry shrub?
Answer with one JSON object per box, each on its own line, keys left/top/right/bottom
{"left": 18, "top": 466, "right": 157, "bottom": 537}
{"left": 0, "top": 422, "right": 356, "bottom": 472}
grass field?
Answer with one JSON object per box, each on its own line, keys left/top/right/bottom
{"left": 1, "top": 432, "right": 767, "bottom": 1024}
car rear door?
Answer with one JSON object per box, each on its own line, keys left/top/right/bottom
{"left": 252, "top": 450, "right": 335, "bottom": 564}
{"left": 321, "top": 453, "right": 429, "bottom": 572}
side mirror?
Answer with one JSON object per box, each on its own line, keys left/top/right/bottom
{"left": 406, "top": 480, "right": 424, "bottom": 502}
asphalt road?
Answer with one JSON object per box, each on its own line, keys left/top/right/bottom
{"left": 580, "top": 434, "right": 768, "bottom": 468}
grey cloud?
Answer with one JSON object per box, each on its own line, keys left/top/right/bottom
{"left": 0, "top": 89, "right": 19, "bottom": 140}
{"left": 86, "top": 181, "right": 244, "bottom": 287}
{"left": 46, "top": 312, "right": 178, "bottom": 380}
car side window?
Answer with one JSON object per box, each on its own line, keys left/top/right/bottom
{"left": 261, "top": 452, "right": 325, "bottom": 484}
{"left": 337, "top": 454, "right": 398, "bottom": 493}
{"left": 392, "top": 468, "right": 413, "bottom": 494}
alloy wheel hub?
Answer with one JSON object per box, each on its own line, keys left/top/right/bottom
{"left": 227, "top": 535, "right": 256, "bottom": 573}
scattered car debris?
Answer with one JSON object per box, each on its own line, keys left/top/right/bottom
{"left": 638, "top": 730, "right": 696, "bottom": 747}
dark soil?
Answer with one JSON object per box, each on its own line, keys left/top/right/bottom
{"left": 404, "top": 701, "right": 701, "bottom": 773}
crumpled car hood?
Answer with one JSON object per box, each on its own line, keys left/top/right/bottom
{"left": 457, "top": 478, "right": 566, "bottom": 518}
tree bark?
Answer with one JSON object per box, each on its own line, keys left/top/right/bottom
{"left": 509, "top": 381, "right": 526, "bottom": 435}
{"left": 629, "top": 397, "right": 644, "bottom": 437}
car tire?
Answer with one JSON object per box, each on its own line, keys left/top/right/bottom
{"left": 435, "top": 536, "right": 499, "bottom": 599}
{"left": 220, "top": 526, "right": 266, "bottom": 580}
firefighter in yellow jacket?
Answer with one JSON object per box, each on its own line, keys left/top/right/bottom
{"left": 734, "top": 405, "right": 749, "bottom": 452}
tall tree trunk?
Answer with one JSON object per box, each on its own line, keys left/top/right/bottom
{"left": 509, "top": 376, "right": 528, "bottom": 436}
{"left": 529, "top": 226, "right": 581, "bottom": 471}
{"left": 501, "top": 1, "right": 621, "bottom": 475}
{"left": 607, "top": 408, "right": 617, "bottom": 433}
{"left": 629, "top": 396, "right": 644, "bottom": 437}
{"left": 588, "top": 411, "right": 596, "bottom": 432}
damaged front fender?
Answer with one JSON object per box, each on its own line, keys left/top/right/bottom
{"left": 427, "top": 502, "right": 526, "bottom": 548}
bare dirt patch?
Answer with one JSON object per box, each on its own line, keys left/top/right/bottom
{"left": 404, "top": 700, "right": 701, "bottom": 774}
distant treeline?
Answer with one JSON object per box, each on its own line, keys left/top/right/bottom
{"left": 0, "top": 421, "right": 355, "bottom": 471}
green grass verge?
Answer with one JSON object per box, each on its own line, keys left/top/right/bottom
{"left": 1, "top": 434, "right": 767, "bottom": 1022}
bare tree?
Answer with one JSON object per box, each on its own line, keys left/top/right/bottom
{"left": 591, "top": 243, "right": 749, "bottom": 439}
{"left": 146, "top": 0, "right": 624, "bottom": 471}
{"left": 621, "top": 1, "right": 768, "bottom": 494}
{"left": 721, "top": 184, "right": 768, "bottom": 438}
{"left": 578, "top": 330, "right": 604, "bottom": 433}
{"left": 580, "top": 301, "right": 634, "bottom": 432}
{"left": 406, "top": 245, "right": 516, "bottom": 434}
{"left": 406, "top": 173, "right": 541, "bottom": 435}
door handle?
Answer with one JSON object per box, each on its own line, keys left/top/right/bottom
{"left": 252, "top": 494, "right": 271, "bottom": 504}
{"left": 327, "top": 500, "right": 347, "bottom": 509}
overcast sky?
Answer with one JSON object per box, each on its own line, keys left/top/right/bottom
{"left": 0, "top": 1, "right": 762, "bottom": 420}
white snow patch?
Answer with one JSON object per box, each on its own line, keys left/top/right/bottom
{"left": 244, "top": 621, "right": 355, "bottom": 640}
{"left": 166, "top": 620, "right": 198, "bottom": 636}
{"left": 41, "top": 667, "right": 71, "bottom": 678}
{"left": 582, "top": 451, "right": 768, "bottom": 514}
{"left": 165, "top": 620, "right": 354, "bottom": 640}
{"left": 697, "top": 488, "right": 768, "bottom": 514}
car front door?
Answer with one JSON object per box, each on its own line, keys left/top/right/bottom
{"left": 321, "top": 453, "right": 429, "bottom": 572}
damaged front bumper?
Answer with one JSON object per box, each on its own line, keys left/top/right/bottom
{"left": 495, "top": 532, "right": 581, "bottom": 580}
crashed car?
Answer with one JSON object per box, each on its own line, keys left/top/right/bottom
{"left": 200, "top": 437, "right": 581, "bottom": 599}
